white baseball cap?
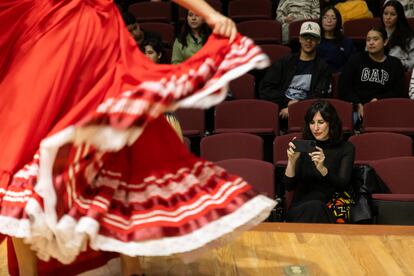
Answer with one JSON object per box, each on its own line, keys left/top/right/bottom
{"left": 299, "top": 22, "right": 321, "bottom": 39}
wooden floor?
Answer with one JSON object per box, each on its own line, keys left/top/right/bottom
{"left": 1, "top": 223, "right": 414, "bottom": 275}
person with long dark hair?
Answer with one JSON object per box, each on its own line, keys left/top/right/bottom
{"left": 382, "top": 0, "right": 414, "bottom": 70}
{"left": 317, "top": 6, "right": 356, "bottom": 72}
{"left": 283, "top": 100, "right": 355, "bottom": 223}
{"left": 339, "top": 27, "right": 405, "bottom": 122}
{"left": 172, "top": 10, "right": 212, "bottom": 64}
{"left": 139, "top": 37, "right": 165, "bottom": 64}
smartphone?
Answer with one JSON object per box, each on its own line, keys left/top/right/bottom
{"left": 292, "top": 139, "right": 316, "bottom": 153}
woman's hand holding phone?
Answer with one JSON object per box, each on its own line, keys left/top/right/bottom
{"left": 309, "top": 146, "right": 328, "bottom": 176}
{"left": 287, "top": 138, "right": 301, "bottom": 164}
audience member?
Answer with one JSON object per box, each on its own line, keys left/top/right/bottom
{"left": 139, "top": 38, "right": 184, "bottom": 139}
{"left": 172, "top": 10, "right": 211, "bottom": 64}
{"left": 335, "top": 0, "right": 373, "bottom": 24}
{"left": 382, "top": 0, "right": 414, "bottom": 70}
{"left": 121, "top": 12, "right": 161, "bottom": 45}
{"left": 276, "top": 0, "right": 320, "bottom": 44}
{"left": 283, "top": 100, "right": 355, "bottom": 223}
{"left": 259, "top": 22, "right": 332, "bottom": 120}
{"left": 139, "top": 38, "right": 165, "bottom": 63}
{"left": 339, "top": 27, "right": 405, "bottom": 122}
{"left": 317, "top": 6, "right": 356, "bottom": 72}
{"left": 385, "top": 0, "right": 414, "bottom": 18}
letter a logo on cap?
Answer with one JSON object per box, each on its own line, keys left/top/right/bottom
{"left": 300, "top": 21, "right": 320, "bottom": 38}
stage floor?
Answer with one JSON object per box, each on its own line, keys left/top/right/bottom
{"left": 1, "top": 223, "right": 414, "bottom": 275}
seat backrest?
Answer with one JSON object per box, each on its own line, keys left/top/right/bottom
{"left": 214, "top": 99, "right": 279, "bottom": 135}
{"left": 273, "top": 132, "right": 302, "bottom": 166}
{"left": 349, "top": 132, "right": 413, "bottom": 164}
{"left": 228, "top": 0, "right": 273, "bottom": 22}
{"left": 140, "top": 22, "right": 175, "bottom": 47}
{"left": 343, "top": 17, "right": 381, "bottom": 41}
{"left": 178, "top": 0, "right": 222, "bottom": 22}
{"left": 259, "top": 44, "right": 291, "bottom": 64}
{"left": 201, "top": 133, "right": 264, "bottom": 161}
{"left": 363, "top": 98, "right": 414, "bottom": 134}
{"left": 370, "top": 157, "right": 414, "bottom": 194}
{"left": 128, "top": 2, "right": 172, "bottom": 23}
{"left": 237, "top": 20, "right": 282, "bottom": 44}
{"left": 229, "top": 74, "right": 255, "bottom": 99}
{"left": 216, "top": 158, "right": 275, "bottom": 197}
{"left": 183, "top": 136, "right": 191, "bottom": 150}
{"left": 175, "top": 108, "right": 205, "bottom": 137}
{"left": 288, "top": 99, "right": 353, "bottom": 133}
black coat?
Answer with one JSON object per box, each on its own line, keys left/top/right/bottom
{"left": 259, "top": 53, "right": 332, "bottom": 108}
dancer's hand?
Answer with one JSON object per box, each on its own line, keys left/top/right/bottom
{"left": 205, "top": 12, "right": 237, "bottom": 42}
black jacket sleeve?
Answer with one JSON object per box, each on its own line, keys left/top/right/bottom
{"left": 377, "top": 58, "right": 405, "bottom": 99}
{"left": 259, "top": 57, "right": 290, "bottom": 108}
{"left": 322, "top": 143, "right": 355, "bottom": 191}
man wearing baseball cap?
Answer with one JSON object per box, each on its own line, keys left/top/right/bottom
{"left": 259, "top": 21, "right": 332, "bottom": 121}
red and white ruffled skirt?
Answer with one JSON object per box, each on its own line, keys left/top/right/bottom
{"left": 0, "top": 0, "right": 276, "bottom": 266}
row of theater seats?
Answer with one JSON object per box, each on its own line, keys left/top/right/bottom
{"left": 190, "top": 131, "right": 414, "bottom": 225}
{"left": 212, "top": 156, "right": 414, "bottom": 225}
{"left": 127, "top": 0, "right": 274, "bottom": 23}
{"left": 194, "top": 131, "right": 412, "bottom": 164}
{"left": 127, "top": 1, "right": 414, "bottom": 47}
{"left": 176, "top": 98, "right": 414, "bottom": 138}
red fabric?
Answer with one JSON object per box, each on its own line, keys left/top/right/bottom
{"left": 0, "top": 0, "right": 274, "bottom": 271}
{"left": 7, "top": 238, "right": 117, "bottom": 276}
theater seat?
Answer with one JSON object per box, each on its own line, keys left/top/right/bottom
{"left": 201, "top": 132, "right": 264, "bottom": 162}
{"left": 363, "top": 98, "right": 414, "bottom": 135}
{"left": 370, "top": 157, "right": 414, "bottom": 225}
{"left": 228, "top": 0, "right": 273, "bottom": 22}
{"left": 216, "top": 158, "right": 276, "bottom": 198}
{"left": 215, "top": 99, "right": 279, "bottom": 135}
{"left": 348, "top": 132, "right": 413, "bottom": 165}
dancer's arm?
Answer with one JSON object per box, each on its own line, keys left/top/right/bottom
{"left": 172, "top": 0, "right": 237, "bottom": 42}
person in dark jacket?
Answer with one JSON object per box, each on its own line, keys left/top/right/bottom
{"left": 317, "top": 6, "right": 356, "bottom": 72}
{"left": 284, "top": 100, "right": 355, "bottom": 223}
{"left": 339, "top": 27, "right": 405, "bottom": 123}
{"left": 259, "top": 21, "right": 332, "bottom": 119}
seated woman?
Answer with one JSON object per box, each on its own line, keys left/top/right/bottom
{"left": 317, "top": 6, "right": 356, "bottom": 72}
{"left": 382, "top": 0, "right": 414, "bottom": 71}
{"left": 172, "top": 10, "right": 211, "bottom": 64}
{"left": 339, "top": 27, "right": 405, "bottom": 123}
{"left": 283, "top": 100, "right": 355, "bottom": 223}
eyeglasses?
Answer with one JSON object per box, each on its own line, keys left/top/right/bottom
{"left": 322, "top": 16, "right": 337, "bottom": 21}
